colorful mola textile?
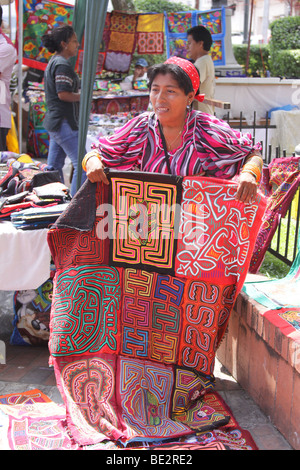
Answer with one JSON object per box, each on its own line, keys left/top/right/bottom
{"left": 136, "top": 13, "right": 164, "bottom": 55}
{"left": 47, "top": 171, "right": 266, "bottom": 446}
{"left": 249, "top": 156, "right": 300, "bottom": 273}
{"left": 262, "top": 308, "right": 300, "bottom": 345}
{"left": 0, "top": 389, "right": 51, "bottom": 406}
{"left": 104, "top": 11, "right": 138, "bottom": 73}
{"left": 164, "top": 8, "right": 226, "bottom": 66}
{"left": 0, "top": 389, "right": 257, "bottom": 450}
{"left": 16, "top": 0, "right": 74, "bottom": 71}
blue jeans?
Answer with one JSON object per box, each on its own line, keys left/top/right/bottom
{"left": 48, "top": 120, "right": 86, "bottom": 196}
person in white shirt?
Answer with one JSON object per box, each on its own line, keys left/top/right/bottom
{"left": 0, "top": 6, "right": 17, "bottom": 150}
{"left": 123, "top": 58, "right": 148, "bottom": 89}
{"left": 186, "top": 25, "right": 215, "bottom": 115}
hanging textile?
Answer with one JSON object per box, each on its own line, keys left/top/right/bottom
{"left": 47, "top": 172, "right": 266, "bottom": 446}
{"left": 136, "top": 13, "right": 164, "bottom": 55}
{"left": 16, "top": 0, "right": 74, "bottom": 71}
{"left": 164, "top": 8, "right": 226, "bottom": 65}
{"left": 104, "top": 10, "right": 139, "bottom": 73}
{"left": 27, "top": 99, "right": 49, "bottom": 158}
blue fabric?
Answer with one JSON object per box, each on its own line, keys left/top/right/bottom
{"left": 48, "top": 120, "right": 86, "bottom": 196}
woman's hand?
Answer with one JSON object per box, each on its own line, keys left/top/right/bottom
{"left": 85, "top": 155, "right": 109, "bottom": 185}
{"left": 236, "top": 172, "right": 258, "bottom": 204}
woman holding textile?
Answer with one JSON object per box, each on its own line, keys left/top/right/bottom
{"left": 47, "top": 57, "right": 265, "bottom": 446}
{"left": 82, "top": 56, "right": 263, "bottom": 200}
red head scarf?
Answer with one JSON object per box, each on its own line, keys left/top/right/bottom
{"left": 165, "top": 56, "right": 205, "bottom": 102}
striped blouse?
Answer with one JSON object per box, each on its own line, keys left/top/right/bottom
{"left": 92, "top": 110, "right": 261, "bottom": 179}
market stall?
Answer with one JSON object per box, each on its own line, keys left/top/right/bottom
{"left": 26, "top": 82, "right": 150, "bottom": 159}
{"left": 91, "top": 91, "right": 149, "bottom": 115}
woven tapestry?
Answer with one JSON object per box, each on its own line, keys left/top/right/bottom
{"left": 48, "top": 172, "right": 266, "bottom": 446}
{"left": 16, "top": 0, "right": 74, "bottom": 71}
{"left": 164, "top": 8, "right": 226, "bottom": 66}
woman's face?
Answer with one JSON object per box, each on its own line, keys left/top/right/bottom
{"left": 150, "top": 73, "right": 194, "bottom": 127}
{"left": 63, "top": 33, "right": 79, "bottom": 58}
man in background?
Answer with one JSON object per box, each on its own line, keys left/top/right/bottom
{"left": 0, "top": 5, "right": 17, "bottom": 151}
{"left": 123, "top": 58, "right": 148, "bottom": 89}
{"left": 187, "top": 25, "right": 215, "bottom": 115}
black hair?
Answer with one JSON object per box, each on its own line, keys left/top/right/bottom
{"left": 187, "top": 25, "right": 213, "bottom": 51}
{"left": 41, "top": 24, "right": 75, "bottom": 54}
{"left": 147, "top": 63, "right": 197, "bottom": 96}
{"left": 0, "top": 6, "right": 3, "bottom": 26}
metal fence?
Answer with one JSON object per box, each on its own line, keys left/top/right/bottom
{"left": 268, "top": 187, "right": 300, "bottom": 267}
{"left": 224, "top": 111, "right": 299, "bottom": 267}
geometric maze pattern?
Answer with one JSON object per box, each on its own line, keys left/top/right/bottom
{"left": 109, "top": 172, "right": 182, "bottom": 274}
{"left": 121, "top": 269, "right": 183, "bottom": 363}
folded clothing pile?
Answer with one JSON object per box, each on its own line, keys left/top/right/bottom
{"left": 0, "top": 155, "right": 71, "bottom": 226}
{"left": 10, "top": 202, "right": 69, "bottom": 230}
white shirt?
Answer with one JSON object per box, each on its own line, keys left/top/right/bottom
{"left": 0, "top": 29, "right": 17, "bottom": 128}
{"left": 124, "top": 72, "right": 148, "bottom": 87}
{"left": 193, "top": 54, "right": 215, "bottom": 115}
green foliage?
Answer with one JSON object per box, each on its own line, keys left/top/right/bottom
{"left": 269, "top": 16, "right": 300, "bottom": 51}
{"left": 269, "top": 16, "right": 300, "bottom": 78}
{"left": 259, "top": 252, "right": 290, "bottom": 279}
{"left": 269, "top": 49, "right": 300, "bottom": 78}
{"left": 233, "top": 18, "right": 300, "bottom": 78}
{"left": 233, "top": 44, "right": 270, "bottom": 76}
{"left": 259, "top": 216, "right": 298, "bottom": 279}
{"left": 133, "top": 0, "right": 193, "bottom": 13}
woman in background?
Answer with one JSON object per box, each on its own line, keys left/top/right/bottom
{"left": 42, "top": 24, "right": 85, "bottom": 196}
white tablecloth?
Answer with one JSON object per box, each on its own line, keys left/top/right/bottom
{"left": 270, "top": 109, "right": 300, "bottom": 155}
{"left": 0, "top": 222, "right": 51, "bottom": 291}
{"left": 214, "top": 78, "right": 300, "bottom": 122}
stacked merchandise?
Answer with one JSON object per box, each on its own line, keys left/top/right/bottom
{"left": 0, "top": 152, "right": 71, "bottom": 226}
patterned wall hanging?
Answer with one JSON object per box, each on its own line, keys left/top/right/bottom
{"left": 136, "top": 13, "right": 164, "bottom": 55}
{"left": 164, "top": 8, "right": 226, "bottom": 66}
{"left": 104, "top": 10, "right": 139, "bottom": 73}
{"left": 16, "top": 0, "right": 74, "bottom": 71}
{"left": 47, "top": 171, "right": 266, "bottom": 446}
{"left": 27, "top": 100, "right": 49, "bottom": 158}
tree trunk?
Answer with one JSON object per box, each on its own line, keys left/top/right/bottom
{"left": 111, "top": 0, "right": 136, "bottom": 12}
